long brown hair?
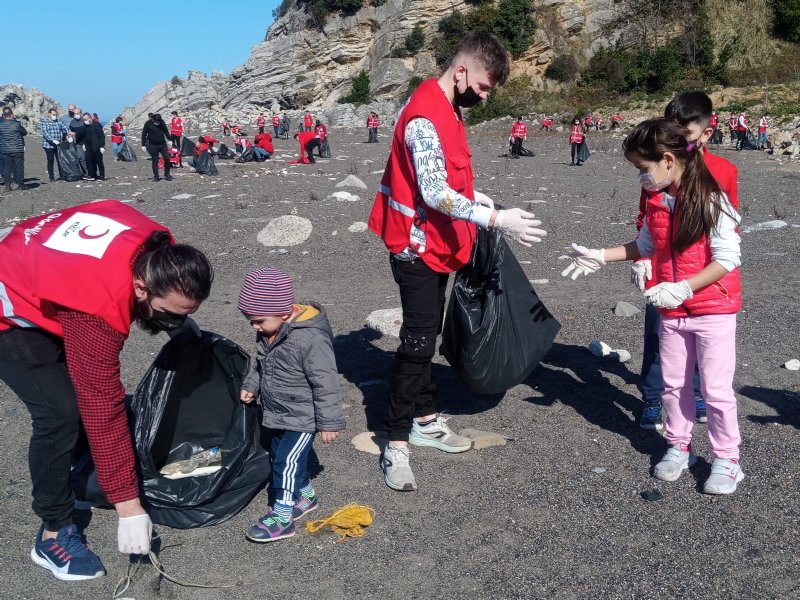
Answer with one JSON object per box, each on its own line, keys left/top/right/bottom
{"left": 623, "top": 118, "right": 730, "bottom": 252}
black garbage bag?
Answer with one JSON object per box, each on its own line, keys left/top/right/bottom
{"left": 742, "top": 130, "right": 757, "bottom": 150}
{"left": 180, "top": 135, "right": 196, "bottom": 158}
{"left": 57, "top": 142, "right": 83, "bottom": 181}
{"left": 71, "top": 331, "right": 271, "bottom": 528}
{"left": 217, "top": 143, "right": 236, "bottom": 159}
{"left": 440, "top": 228, "right": 561, "bottom": 394}
{"left": 235, "top": 147, "right": 254, "bottom": 163}
{"left": 117, "top": 140, "right": 137, "bottom": 162}
{"left": 320, "top": 139, "right": 331, "bottom": 158}
{"left": 195, "top": 150, "right": 218, "bottom": 175}
{"left": 711, "top": 128, "right": 723, "bottom": 144}
{"left": 519, "top": 146, "right": 536, "bottom": 157}
{"left": 578, "top": 140, "right": 590, "bottom": 163}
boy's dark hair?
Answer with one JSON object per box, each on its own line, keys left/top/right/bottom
{"left": 134, "top": 231, "right": 213, "bottom": 301}
{"left": 664, "top": 91, "right": 713, "bottom": 128}
{"left": 2, "top": 107, "right": 13, "bottom": 118}
{"left": 452, "top": 32, "right": 510, "bottom": 86}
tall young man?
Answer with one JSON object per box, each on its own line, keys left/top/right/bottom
{"left": 369, "top": 32, "right": 547, "bottom": 492}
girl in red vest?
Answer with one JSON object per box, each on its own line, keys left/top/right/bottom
{"left": 111, "top": 116, "right": 126, "bottom": 159}
{"left": 561, "top": 118, "right": 744, "bottom": 495}
{"left": 169, "top": 111, "right": 183, "bottom": 149}
{"left": 569, "top": 116, "right": 585, "bottom": 166}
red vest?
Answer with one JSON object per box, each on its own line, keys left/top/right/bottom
{"left": 170, "top": 117, "right": 183, "bottom": 136}
{"left": 583, "top": 116, "right": 592, "bottom": 127}
{"left": 111, "top": 122, "right": 124, "bottom": 144}
{"left": 511, "top": 122, "right": 526, "bottom": 138}
{"left": 728, "top": 116, "right": 737, "bottom": 128}
{"left": 257, "top": 116, "right": 265, "bottom": 126}
{"left": 368, "top": 79, "right": 476, "bottom": 274}
{"left": 254, "top": 133, "right": 274, "bottom": 153}
{"left": 315, "top": 124, "right": 327, "bottom": 140}
{"left": 645, "top": 192, "right": 741, "bottom": 317}
{"left": 272, "top": 115, "right": 280, "bottom": 126}
{"left": 367, "top": 116, "right": 378, "bottom": 128}
{"left": 758, "top": 117, "right": 768, "bottom": 132}
{"left": 569, "top": 125, "right": 584, "bottom": 144}
{"left": 304, "top": 114, "right": 313, "bottom": 127}
{"left": 0, "top": 200, "right": 172, "bottom": 336}
{"left": 737, "top": 114, "right": 748, "bottom": 131}
{"left": 611, "top": 114, "right": 622, "bottom": 122}
{"left": 709, "top": 114, "right": 718, "bottom": 127}
{"left": 543, "top": 118, "right": 553, "bottom": 127}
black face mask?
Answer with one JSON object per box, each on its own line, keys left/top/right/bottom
{"left": 148, "top": 308, "right": 187, "bottom": 332}
{"left": 68, "top": 110, "right": 74, "bottom": 118}
{"left": 453, "top": 69, "right": 483, "bottom": 109}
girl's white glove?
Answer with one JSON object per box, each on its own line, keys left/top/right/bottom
{"left": 644, "top": 280, "right": 693, "bottom": 308}
{"left": 559, "top": 243, "right": 606, "bottom": 279}
{"left": 630, "top": 259, "right": 652, "bottom": 291}
{"left": 495, "top": 208, "right": 547, "bottom": 247}
{"left": 118, "top": 513, "right": 152, "bottom": 555}
{"left": 473, "top": 191, "right": 494, "bottom": 209}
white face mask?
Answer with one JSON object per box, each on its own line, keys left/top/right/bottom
{"left": 639, "top": 160, "right": 671, "bottom": 191}
{"left": 83, "top": 119, "right": 91, "bottom": 125}
{"left": 50, "top": 115, "right": 58, "bottom": 121}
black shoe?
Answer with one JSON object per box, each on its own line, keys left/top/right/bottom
{"left": 153, "top": 176, "right": 160, "bottom": 182}
{"left": 164, "top": 174, "right": 174, "bottom": 181}
{"left": 576, "top": 162, "right": 583, "bottom": 166}
{"left": 49, "top": 177, "right": 55, "bottom": 182}
{"left": 570, "top": 161, "right": 575, "bottom": 166}
{"left": 98, "top": 177, "right": 106, "bottom": 181}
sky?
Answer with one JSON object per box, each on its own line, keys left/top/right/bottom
{"left": 2, "top": 0, "right": 282, "bottom": 123}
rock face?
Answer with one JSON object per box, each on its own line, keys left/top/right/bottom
{"left": 0, "top": 84, "right": 65, "bottom": 133}
{"left": 119, "top": 0, "right": 631, "bottom": 131}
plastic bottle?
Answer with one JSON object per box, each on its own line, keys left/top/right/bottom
{"left": 180, "top": 446, "right": 222, "bottom": 474}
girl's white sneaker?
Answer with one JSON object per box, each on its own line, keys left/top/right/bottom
{"left": 703, "top": 458, "right": 744, "bottom": 495}
{"left": 653, "top": 444, "right": 697, "bottom": 482}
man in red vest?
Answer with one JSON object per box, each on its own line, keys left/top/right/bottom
{"left": 0, "top": 200, "right": 213, "bottom": 580}
{"left": 303, "top": 112, "right": 313, "bottom": 132}
{"left": 169, "top": 111, "right": 183, "bottom": 149}
{"left": 368, "top": 32, "right": 547, "bottom": 492}
{"left": 257, "top": 113, "right": 266, "bottom": 134}
{"left": 272, "top": 113, "right": 281, "bottom": 137}
{"left": 610, "top": 112, "right": 623, "bottom": 130}
{"left": 735, "top": 110, "right": 748, "bottom": 151}
{"left": 510, "top": 115, "right": 527, "bottom": 158}
{"left": 757, "top": 113, "right": 769, "bottom": 150}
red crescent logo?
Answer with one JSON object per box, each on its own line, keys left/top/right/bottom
{"left": 78, "top": 226, "right": 110, "bottom": 240}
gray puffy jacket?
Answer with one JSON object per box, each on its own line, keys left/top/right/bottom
{"left": 241, "top": 303, "right": 345, "bottom": 433}
{"left": 0, "top": 118, "right": 27, "bottom": 154}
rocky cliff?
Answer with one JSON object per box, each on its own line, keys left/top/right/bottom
{"left": 0, "top": 84, "right": 65, "bottom": 133}
{"left": 119, "top": 0, "right": 627, "bottom": 132}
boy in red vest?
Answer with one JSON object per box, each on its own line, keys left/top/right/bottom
{"left": 257, "top": 113, "right": 266, "bottom": 134}
{"left": 757, "top": 113, "right": 769, "bottom": 150}
{"left": 169, "top": 111, "right": 183, "bottom": 149}
{"left": 272, "top": 113, "right": 281, "bottom": 137}
{"left": 510, "top": 115, "right": 527, "bottom": 158}
{"left": 735, "top": 111, "right": 748, "bottom": 150}
{"left": 631, "top": 91, "right": 739, "bottom": 430}
{"left": 610, "top": 112, "right": 623, "bottom": 130}
{"left": 304, "top": 112, "right": 313, "bottom": 132}
{"left": 0, "top": 201, "right": 212, "bottom": 580}
{"left": 368, "top": 33, "right": 547, "bottom": 492}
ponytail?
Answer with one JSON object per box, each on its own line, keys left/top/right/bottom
{"left": 133, "top": 231, "right": 213, "bottom": 301}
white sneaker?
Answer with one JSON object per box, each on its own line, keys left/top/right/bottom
{"left": 409, "top": 416, "right": 473, "bottom": 453}
{"left": 653, "top": 444, "right": 697, "bottom": 482}
{"left": 380, "top": 445, "right": 417, "bottom": 492}
{"left": 703, "top": 458, "right": 744, "bottom": 495}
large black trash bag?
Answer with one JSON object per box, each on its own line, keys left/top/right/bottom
{"left": 72, "top": 332, "right": 270, "bottom": 528}
{"left": 742, "top": 130, "right": 757, "bottom": 150}
{"left": 578, "top": 140, "right": 590, "bottom": 163}
{"left": 180, "top": 135, "right": 196, "bottom": 158}
{"left": 235, "top": 147, "right": 254, "bottom": 163}
{"left": 118, "top": 140, "right": 137, "bottom": 162}
{"left": 217, "top": 143, "right": 236, "bottom": 159}
{"left": 320, "top": 139, "right": 331, "bottom": 158}
{"left": 133, "top": 331, "right": 270, "bottom": 528}
{"left": 57, "top": 142, "right": 83, "bottom": 181}
{"left": 519, "top": 146, "right": 536, "bottom": 157}
{"left": 441, "top": 228, "right": 561, "bottom": 395}
{"left": 195, "top": 150, "right": 218, "bottom": 175}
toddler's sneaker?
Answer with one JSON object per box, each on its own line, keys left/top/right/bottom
{"left": 409, "top": 415, "right": 473, "bottom": 453}
{"left": 639, "top": 403, "right": 663, "bottom": 431}
{"left": 246, "top": 510, "right": 295, "bottom": 543}
{"left": 381, "top": 445, "right": 417, "bottom": 492}
{"left": 695, "top": 397, "right": 707, "bottom": 423}
{"left": 31, "top": 524, "right": 106, "bottom": 581}
{"left": 703, "top": 458, "right": 744, "bottom": 495}
{"left": 653, "top": 444, "right": 697, "bottom": 482}
{"left": 292, "top": 495, "right": 319, "bottom": 521}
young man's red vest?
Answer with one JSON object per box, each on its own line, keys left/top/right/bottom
{"left": 368, "top": 78, "right": 476, "bottom": 274}
{"left": 569, "top": 125, "right": 584, "bottom": 144}
{"left": 737, "top": 114, "right": 748, "bottom": 131}
{"left": 272, "top": 115, "right": 280, "bottom": 126}
{"left": 709, "top": 114, "right": 718, "bottom": 127}
{"left": 170, "top": 117, "right": 183, "bottom": 136}
{"left": 512, "top": 122, "right": 526, "bottom": 138}
{"left": 0, "top": 200, "right": 172, "bottom": 336}
{"left": 758, "top": 117, "right": 768, "bottom": 132}
{"left": 111, "top": 122, "right": 124, "bottom": 144}
{"left": 304, "top": 114, "right": 313, "bottom": 127}
{"left": 645, "top": 192, "right": 741, "bottom": 317}
{"left": 257, "top": 116, "right": 265, "bottom": 126}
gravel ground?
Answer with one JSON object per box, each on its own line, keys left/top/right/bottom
{"left": 0, "top": 126, "right": 798, "bottom": 600}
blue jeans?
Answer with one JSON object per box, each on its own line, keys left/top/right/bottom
{"left": 253, "top": 147, "right": 270, "bottom": 159}
{"left": 757, "top": 132, "right": 767, "bottom": 148}
{"left": 640, "top": 303, "right": 702, "bottom": 404}
{"left": 267, "top": 429, "right": 314, "bottom": 505}
{"left": 112, "top": 142, "right": 122, "bottom": 156}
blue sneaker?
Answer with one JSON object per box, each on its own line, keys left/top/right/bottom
{"left": 31, "top": 524, "right": 105, "bottom": 581}
{"left": 246, "top": 510, "right": 295, "bottom": 543}
{"left": 639, "top": 403, "right": 663, "bottom": 431}
{"left": 292, "top": 495, "right": 318, "bottom": 521}
{"left": 695, "top": 397, "right": 707, "bottom": 423}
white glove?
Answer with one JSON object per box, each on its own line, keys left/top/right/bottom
{"left": 81, "top": 144, "right": 86, "bottom": 151}
{"left": 559, "top": 243, "right": 606, "bottom": 279}
{"left": 100, "top": 148, "right": 105, "bottom": 154}
{"left": 473, "top": 191, "right": 494, "bottom": 209}
{"left": 494, "top": 208, "right": 547, "bottom": 247}
{"left": 141, "top": 147, "right": 147, "bottom": 153}
{"left": 630, "top": 259, "right": 652, "bottom": 291}
{"left": 643, "top": 280, "right": 693, "bottom": 309}
{"left": 118, "top": 513, "right": 153, "bottom": 555}
{"left": 51, "top": 139, "right": 60, "bottom": 146}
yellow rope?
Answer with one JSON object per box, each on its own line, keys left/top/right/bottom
{"left": 304, "top": 504, "right": 375, "bottom": 543}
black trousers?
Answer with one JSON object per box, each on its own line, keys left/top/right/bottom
{"left": 85, "top": 148, "right": 105, "bottom": 179}
{"left": 170, "top": 134, "right": 181, "bottom": 148}
{"left": 304, "top": 138, "right": 320, "bottom": 163}
{"left": 147, "top": 143, "right": 170, "bottom": 176}
{"left": 385, "top": 256, "right": 449, "bottom": 441}
{"left": 2, "top": 152, "right": 24, "bottom": 186}
{"left": 44, "top": 147, "right": 64, "bottom": 180}
{"left": 511, "top": 137, "right": 523, "bottom": 156}
{"left": 0, "top": 328, "right": 81, "bottom": 531}
{"left": 736, "top": 129, "right": 747, "bottom": 150}
{"left": 259, "top": 126, "right": 264, "bottom": 134}
{"left": 571, "top": 142, "right": 581, "bottom": 164}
